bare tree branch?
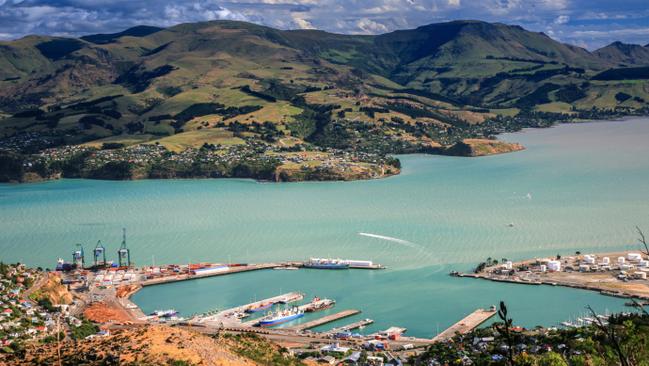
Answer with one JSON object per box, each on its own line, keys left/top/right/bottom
{"left": 587, "top": 305, "right": 631, "bottom": 366}
{"left": 636, "top": 226, "right": 649, "bottom": 256}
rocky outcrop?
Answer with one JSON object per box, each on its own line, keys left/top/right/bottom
{"left": 443, "top": 139, "right": 524, "bottom": 157}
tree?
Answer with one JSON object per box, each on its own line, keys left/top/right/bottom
{"left": 539, "top": 352, "right": 568, "bottom": 366}
{"left": 587, "top": 305, "right": 630, "bottom": 366}
{"left": 496, "top": 301, "right": 515, "bottom": 366}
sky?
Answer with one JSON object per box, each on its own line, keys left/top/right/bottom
{"left": 0, "top": 0, "right": 648, "bottom": 50}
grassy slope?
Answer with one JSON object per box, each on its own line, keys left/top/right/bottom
{"left": 1, "top": 19, "right": 648, "bottom": 154}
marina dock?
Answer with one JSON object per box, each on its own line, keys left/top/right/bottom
{"left": 287, "top": 309, "right": 361, "bottom": 331}
{"left": 196, "top": 292, "right": 304, "bottom": 326}
{"left": 432, "top": 308, "right": 497, "bottom": 342}
{"left": 325, "top": 318, "right": 374, "bottom": 334}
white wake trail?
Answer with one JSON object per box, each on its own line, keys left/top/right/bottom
{"left": 358, "top": 232, "right": 421, "bottom": 250}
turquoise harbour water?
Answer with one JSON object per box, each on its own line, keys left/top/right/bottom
{"left": 2, "top": 117, "right": 649, "bottom": 337}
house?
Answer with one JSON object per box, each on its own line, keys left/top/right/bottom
{"left": 342, "top": 351, "right": 362, "bottom": 364}
{"left": 320, "top": 343, "right": 350, "bottom": 353}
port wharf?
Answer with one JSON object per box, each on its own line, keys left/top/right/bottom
{"left": 61, "top": 255, "right": 493, "bottom": 353}
{"left": 432, "top": 308, "right": 497, "bottom": 342}
{"left": 324, "top": 318, "right": 375, "bottom": 335}
{"left": 452, "top": 251, "right": 649, "bottom": 301}
{"left": 287, "top": 309, "right": 362, "bottom": 331}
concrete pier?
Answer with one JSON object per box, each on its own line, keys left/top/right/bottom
{"left": 140, "top": 263, "right": 285, "bottom": 286}
{"left": 287, "top": 309, "right": 361, "bottom": 331}
{"left": 432, "top": 308, "right": 496, "bottom": 342}
{"left": 325, "top": 318, "right": 374, "bottom": 334}
{"left": 196, "top": 292, "right": 304, "bottom": 326}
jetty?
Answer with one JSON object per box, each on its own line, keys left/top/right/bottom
{"left": 432, "top": 308, "right": 497, "bottom": 342}
{"left": 195, "top": 292, "right": 304, "bottom": 326}
{"left": 140, "top": 263, "right": 287, "bottom": 286}
{"left": 325, "top": 318, "right": 374, "bottom": 334}
{"left": 287, "top": 309, "right": 361, "bottom": 331}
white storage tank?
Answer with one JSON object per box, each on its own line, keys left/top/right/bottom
{"left": 579, "top": 264, "right": 590, "bottom": 272}
{"left": 547, "top": 260, "right": 561, "bottom": 272}
{"left": 504, "top": 261, "right": 513, "bottom": 270}
{"left": 540, "top": 265, "right": 547, "bottom": 273}
{"left": 583, "top": 255, "right": 595, "bottom": 264}
{"left": 628, "top": 253, "right": 643, "bottom": 262}
{"left": 640, "top": 260, "right": 649, "bottom": 268}
{"left": 601, "top": 257, "right": 610, "bottom": 265}
{"left": 618, "top": 257, "right": 626, "bottom": 265}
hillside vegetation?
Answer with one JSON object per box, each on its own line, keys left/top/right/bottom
{"left": 1, "top": 20, "right": 648, "bottom": 182}
{"left": 8, "top": 324, "right": 303, "bottom": 366}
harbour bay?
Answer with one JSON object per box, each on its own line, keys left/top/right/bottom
{"left": 2, "top": 118, "right": 649, "bottom": 337}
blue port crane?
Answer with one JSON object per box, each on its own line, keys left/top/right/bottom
{"left": 118, "top": 228, "right": 131, "bottom": 267}
{"left": 93, "top": 240, "right": 106, "bottom": 267}
{"left": 72, "top": 243, "right": 85, "bottom": 269}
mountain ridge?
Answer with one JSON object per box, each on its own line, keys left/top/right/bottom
{"left": 1, "top": 19, "right": 648, "bottom": 183}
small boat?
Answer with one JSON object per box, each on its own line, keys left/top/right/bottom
{"left": 150, "top": 309, "right": 178, "bottom": 318}
{"left": 258, "top": 307, "right": 304, "bottom": 327}
{"left": 303, "top": 258, "right": 349, "bottom": 270}
{"left": 246, "top": 302, "right": 273, "bottom": 313}
{"left": 303, "top": 297, "right": 335, "bottom": 312}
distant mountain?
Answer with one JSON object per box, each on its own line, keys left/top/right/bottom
{"left": 1, "top": 19, "right": 648, "bottom": 165}
{"left": 593, "top": 41, "right": 649, "bottom": 66}
{"left": 80, "top": 25, "right": 164, "bottom": 45}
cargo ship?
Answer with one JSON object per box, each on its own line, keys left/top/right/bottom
{"left": 303, "top": 258, "right": 349, "bottom": 269}
{"left": 245, "top": 302, "right": 274, "bottom": 313}
{"left": 257, "top": 307, "right": 304, "bottom": 327}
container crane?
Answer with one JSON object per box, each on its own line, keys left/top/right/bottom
{"left": 72, "top": 243, "right": 84, "bottom": 268}
{"left": 118, "top": 228, "right": 131, "bottom": 267}
{"left": 93, "top": 240, "right": 106, "bottom": 267}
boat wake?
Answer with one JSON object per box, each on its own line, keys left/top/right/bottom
{"left": 358, "top": 232, "right": 420, "bottom": 250}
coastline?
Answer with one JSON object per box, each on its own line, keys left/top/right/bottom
{"left": 454, "top": 251, "right": 649, "bottom": 300}
{"left": 2, "top": 138, "right": 525, "bottom": 185}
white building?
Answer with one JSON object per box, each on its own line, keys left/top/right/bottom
{"left": 583, "top": 255, "right": 596, "bottom": 264}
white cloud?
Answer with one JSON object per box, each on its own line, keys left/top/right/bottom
{"left": 355, "top": 17, "right": 389, "bottom": 34}
{"left": 554, "top": 15, "right": 569, "bottom": 24}
{"left": 0, "top": 0, "right": 647, "bottom": 50}
{"left": 292, "top": 14, "right": 314, "bottom": 29}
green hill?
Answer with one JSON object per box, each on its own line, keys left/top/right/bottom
{"left": 593, "top": 41, "right": 649, "bottom": 67}
{"left": 1, "top": 19, "right": 648, "bottom": 182}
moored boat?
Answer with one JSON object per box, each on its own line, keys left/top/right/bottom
{"left": 246, "top": 302, "right": 273, "bottom": 313}
{"left": 150, "top": 309, "right": 178, "bottom": 318}
{"left": 303, "top": 258, "right": 349, "bottom": 269}
{"left": 257, "top": 307, "right": 304, "bottom": 327}
{"left": 303, "top": 297, "right": 336, "bottom": 312}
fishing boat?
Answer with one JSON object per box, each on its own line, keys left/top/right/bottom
{"left": 303, "top": 258, "right": 349, "bottom": 269}
{"left": 150, "top": 309, "right": 178, "bottom": 318}
{"left": 257, "top": 307, "right": 304, "bottom": 327}
{"left": 246, "top": 302, "right": 273, "bottom": 313}
{"left": 303, "top": 297, "right": 335, "bottom": 312}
